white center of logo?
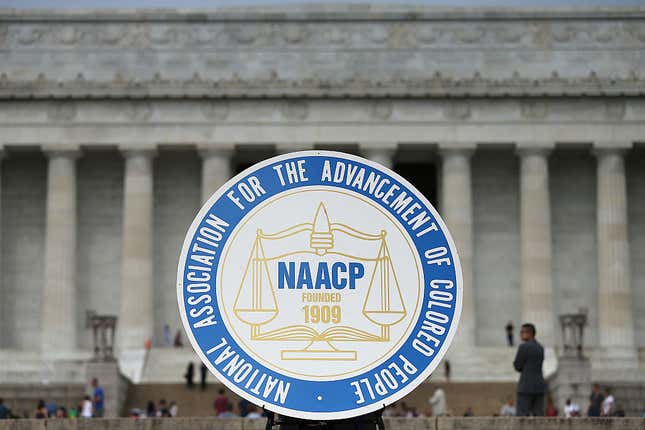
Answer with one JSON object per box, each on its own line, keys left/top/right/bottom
{"left": 218, "top": 188, "right": 423, "bottom": 380}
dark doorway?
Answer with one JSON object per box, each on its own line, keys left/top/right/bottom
{"left": 393, "top": 162, "right": 438, "bottom": 209}
{"left": 233, "top": 146, "right": 276, "bottom": 175}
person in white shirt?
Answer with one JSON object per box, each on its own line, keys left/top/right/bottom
{"left": 601, "top": 388, "right": 614, "bottom": 416}
{"left": 564, "top": 398, "right": 580, "bottom": 418}
{"left": 169, "top": 401, "right": 178, "bottom": 418}
{"left": 81, "top": 396, "right": 93, "bottom": 418}
{"left": 499, "top": 397, "right": 516, "bottom": 416}
{"left": 428, "top": 387, "right": 447, "bottom": 416}
{"left": 245, "top": 406, "right": 262, "bottom": 419}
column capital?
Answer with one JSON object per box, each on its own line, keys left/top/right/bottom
{"left": 197, "top": 144, "right": 236, "bottom": 158}
{"left": 360, "top": 143, "right": 397, "bottom": 169}
{"left": 119, "top": 144, "right": 158, "bottom": 158}
{"left": 438, "top": 142, "right": 476, "bottom": 157}
{"left": 516, "top": 143, "right": 554, "bottom": 157}
{"left": 275, "top": 143, "right": 314, "bottom": 154}
{"left": 593, "top": 141, "right": 632, "bottom": 157}
{"left": 359, "top": 142, "right": 398, "bottom": 158}
{"left": 42, "top": 144, "right": 82, "bottom": 159}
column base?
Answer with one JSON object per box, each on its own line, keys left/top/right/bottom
{"left": 590, "top": 347, "right": 642, "bottom": 382}
{"left": 117, "top": 348, "right": 148, "bottom": 383}
{"left": 85, "top": 361, "right": 130, "bottom": 417}
{"left": 549, "top": 355, "right": 592, "bottom": 412}
{"left": 438, "top": 346, "right": 558, "bottom": 382}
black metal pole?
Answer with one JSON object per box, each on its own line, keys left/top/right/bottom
{"left": 264, "top": 408, "right": 385, "bottom": 430}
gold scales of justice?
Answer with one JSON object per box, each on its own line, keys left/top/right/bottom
{"left": 233, "top": 203, "right": 407, "bottom": 361}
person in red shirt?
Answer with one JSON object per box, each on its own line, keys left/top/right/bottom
{"left": 214, "top": 389, "right": 229, "bottom": 416}
{"left": 546, "top": 396, "right": 558, "bottom": 417}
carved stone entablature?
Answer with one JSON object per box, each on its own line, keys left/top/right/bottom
{"left": 125, "top": 101, "right": 153, "bottom": 121}
{"left": 442, "top": 100, "right": 471, "bottom": 120}
{"left": 1, "top": 21, "right": 644, "bottom": 50}
{"left": 281, "top": 100, "right": 309, "bottom": 119}
{"left": 0, "top": 9, "right": 644, "bottom": 50}
{"left": 46, "top": 101, "right": 77, "bottom": 121}
{"left": 200, "top": 101, "right": 230, "bottom": 120}
{"left": 520, "top": 100, "right": 549, "bottom": 120}
{"left": 1, "top": 99, "right": 642, "bottom": 127}
{"left": 605, "top": 100, "right": 626, "bottom": 120}
{"left": 369, "top": 100, "right": 393, "bottom": 120}
{"left": 1, "top": 75, "right": 643, "bottom": 100}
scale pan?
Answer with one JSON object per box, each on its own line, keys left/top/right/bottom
{"left": 235, "top": 309, "right": 278, "bottom": 325}
{"left": 363, "top": 310, "right": 406, "bottom": 326}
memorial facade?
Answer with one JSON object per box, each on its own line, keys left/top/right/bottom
{"left": 0, "top": 6, "right": 644, "bottom": 386}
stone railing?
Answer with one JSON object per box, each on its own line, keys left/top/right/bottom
{"left": 0, "top": 417, "right": 644, "bottom": 430}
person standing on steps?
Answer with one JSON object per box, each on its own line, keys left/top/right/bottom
{"left": 505, "top": 321, "right": 515, "bottom": 346}
{"left": 0, "top": 398, "right": 10, "bottom": 419}
{"left": 200, "top": 362, "right": 208, "bottom": 391}
{"left": 91, "top": 378, "right": 105, "bottom": 417}
{"left": 214, "top": 389, "right": 229, "bottom": 416}
{"left": 428, "top": 385, "right": 447, "bottom": 416}
{"left": 184, "top": 362, "right": 195, "bottom": 389}
{"left": 587, "top": 384, "right": 605, "bottom": 417}
{"left": 513, "top": 323, "right": 546, "bottom": 416}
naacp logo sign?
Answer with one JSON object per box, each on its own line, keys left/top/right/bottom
{"left": 178, "top": 151, "right": 462, "bottom": 419}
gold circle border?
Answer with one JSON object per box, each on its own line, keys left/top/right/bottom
{"left": 217, "top": 186, "right": 423, "bottom": 381}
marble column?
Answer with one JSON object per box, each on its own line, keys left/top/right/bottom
{"left": 518, "top": 146, "right": 554, "bottom": 346}
{"left": 595, "top": 145, "right": 635, "bottom": 349}
{"left": 41, "top": 145, "right": 81, "bottom": 353}
{"left": 439, "top": 144, "right": 476, "bottom": 349}
{"left": 119, "top": 147, "right": 156, "bottom": 350}
{"left": 0, "top": 148, "right": 4, "bottom": 348}
{"left": 360, "top": 143, "right": 397, "bottom": 169}
{"left": 199, "top": 146, "right": 234, "bottom": 204}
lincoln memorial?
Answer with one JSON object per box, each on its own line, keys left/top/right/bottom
{"left": 0, "top": 4, "right": 643, "bottom": 414}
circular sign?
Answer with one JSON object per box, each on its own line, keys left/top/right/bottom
{"left": 178, "top": 151, "right": 462, "bottom": 420}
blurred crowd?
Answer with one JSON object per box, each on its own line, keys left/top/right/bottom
{"left": 379, "top": 386, "right": 637, "bottom": 418}
{"left": 0, "top": 378, "right": 105, "bottom": 419}
{"left": 128, "top": 399, "right": 178, "bottom": 418}
{"left": 212, "top": 389, "right": 263, "bottom": 419}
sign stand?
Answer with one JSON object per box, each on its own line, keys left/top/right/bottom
{"left": 264, "top": 409, "right": 385, "bottom": 430}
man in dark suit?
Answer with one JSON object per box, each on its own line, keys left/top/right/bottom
{"left": 513, "top": 323, "right": 546, "bottom": 416}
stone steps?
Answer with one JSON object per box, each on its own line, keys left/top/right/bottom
{"left": 140, "top": 347, "right": 201, "bottom": 384}
{"left": 124, "top": 383, "right": 241, "bottom": 417}
{"left": 0, "top": 350, "right": 88, "bottom": 384}
{"left": 139, "top": 346, "right": 550, "bottom": 384}
{"left": 128, "top": 346, "right": 525, "bottom": 416}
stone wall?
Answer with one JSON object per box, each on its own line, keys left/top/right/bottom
{"left": 76, "top": 151, "right": 124, "bottom": 348}
{"left": 550, "top": 148, "right": 598, "bottom": 346}
{"left": 152, "top": 150, "right": 201, "bottom": 346}
{"left": 627, "top": 148, "right": 645, "bottom": 348}
{"left": 0, "top": 417, "right": 644, "bottom": 430}
{"left": 1, "top": 153, "right": 47, "bottom": 350}
{"left": 472, "top": 148, "right": 521, "bottom": 346}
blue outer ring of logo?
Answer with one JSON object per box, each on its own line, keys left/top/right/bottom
{"left": 177, "top": 151, "right": 462, "bottom": 420}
